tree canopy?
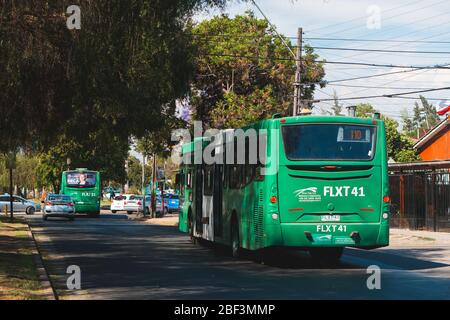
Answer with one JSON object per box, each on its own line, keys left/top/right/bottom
{"left": 1, "top": 0, "right": 230, "bottom": 186}
{"left": 189, "top": 12, "right": 325, "bottom": 128}
{"left": 355, "top": 104, "right": 420, "bottom": 163}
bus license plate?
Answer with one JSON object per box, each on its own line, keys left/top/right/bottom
{"left": 321, "top": 215, "right": 341, "bottom": 222}
{"left": 316, "top": 224, "right": 347, "bottom": 233}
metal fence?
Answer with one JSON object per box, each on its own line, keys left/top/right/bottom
{"left": 389, "top": 161, "right": 450, "bottom": 232}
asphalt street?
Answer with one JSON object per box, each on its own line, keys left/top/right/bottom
{"left": 23, "top": 212, "right": 450, "bottom": 300}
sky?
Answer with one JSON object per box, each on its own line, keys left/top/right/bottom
{"left": 195, "top": 0, "right": 450, "bottom": 123}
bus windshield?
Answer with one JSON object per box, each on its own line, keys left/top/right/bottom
{"left": 66, "top": 172, "right": 97, "bottom": 188}
{"left": 282, "top": 124, "right": 376, "bottom": 161}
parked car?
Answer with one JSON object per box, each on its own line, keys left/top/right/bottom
{"left": 123, "top": 195, "right": 145, "bottom": 215}
{"left": 110, "top": 194, "right": 132, "bottom": 213}
{"left": 0, "top": 194, "right": 41, "bottom": 215}
{"left": 164, "top": 194, "right": 180, "bottom": 213}
{"left": 144, "top": 195, "right": 166, "bottom": 217}
{"left": 43, "top": 194, "right": 75, "bottom": 221}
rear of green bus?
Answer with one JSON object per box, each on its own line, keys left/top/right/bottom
{"left": 60, "top": 169, "right": 101, "bottom": 215}
{"left": 265, "top": 116, "right": 389, "bottom": 251}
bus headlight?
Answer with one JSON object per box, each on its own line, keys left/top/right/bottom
{"left": 271, "top": 213, "right": 279, "bottom": 220}
{"left": 383, "top": 213, "right": 389, "bottom": 219}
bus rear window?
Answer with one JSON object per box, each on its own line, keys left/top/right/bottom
{"left": 66, "top": 172, "right": 97, "bottom": 188}
{"left": 282, "top": 124, "right": 376, "bottom": 161}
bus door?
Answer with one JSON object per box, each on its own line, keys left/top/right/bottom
{"left": 213, "top": 164, "right": 223, "bottom": 238}
{"left": 194, "top": 164, "right": 203, "bottom": 235}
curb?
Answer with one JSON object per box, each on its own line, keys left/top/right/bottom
{"left": 26, "top": 224, "right": 57, "bottom": 300}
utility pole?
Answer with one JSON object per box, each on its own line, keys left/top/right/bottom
{"left": 293, "top": 27, "right": 303, "bottom": 116}
{"left": 141, "top": 153, "right": 146, "bottom": 216}
{"left": 151, "top": 154, "right": 157, "bottom": 218}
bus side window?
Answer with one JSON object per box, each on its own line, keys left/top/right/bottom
{"left": 187, "top": 170, "right": 193, "bottom": 189}
{"left": 203, "top": 166, "right": 214, "bottom": 196}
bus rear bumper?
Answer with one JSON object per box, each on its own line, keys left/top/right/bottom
{"left": 266, "top": 222, "right": 389, "bottom": 249}
{"left": 74, "top": 204, "right": 100, "bottom": 214}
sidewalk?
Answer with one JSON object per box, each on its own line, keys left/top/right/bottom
{"left": 0, "top": 216, "right": 54, "bottom": 300}
{"left": 390, "top": 228, "right": 450, "bottom": 246}
{"left": 143, "top": 214, "right": 179, "bottom": 227}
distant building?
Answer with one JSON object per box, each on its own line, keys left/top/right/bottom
{"left": 414, "top": 116, "right": 450, "bottom": 161}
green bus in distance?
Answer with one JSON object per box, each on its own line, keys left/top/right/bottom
{"left": 177, "top": 115, "right": 390, "bottom": 263}
{"left": 61, "top": 168, "right": 101, "bottom": 216}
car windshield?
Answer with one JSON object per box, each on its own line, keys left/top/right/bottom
{"left": 130, "top": 196, "right": 143, "bottom": 200}
{"left": 282, "top": 124, "right": 376, "bottom": 161}
{"left": 66, "top": 172, "right": 97, "bottom": 188}
{"left": 169, "top": 195, "right": 179, "bottom": 200}
{"left": 48, "top": 195, "right": 72, "bottom": 202}
{"left": 114, "top": 196, "right": 125, "bottom": 201}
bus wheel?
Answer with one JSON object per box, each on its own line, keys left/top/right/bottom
{"left": 309, "top": 247, "right": 344, "bottom": 265}
{"left": 231, "top": 220, "right": 241, "bottom": 259}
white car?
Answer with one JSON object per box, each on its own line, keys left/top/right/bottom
{"left": 0, "top": 194, "right": 41, "bottom": 215}
{"left": 110, "top": 194, "right": 132, "bottom": 213}
{"left": 123, "top": 195, "right": 150, "bottom": 215}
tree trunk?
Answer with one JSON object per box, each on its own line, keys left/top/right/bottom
{"left": 9, "top": 167, "right": 13, "bottom": 221}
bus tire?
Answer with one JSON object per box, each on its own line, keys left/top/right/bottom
{"left": 309, "top": 247, "right": 344, "bottom": 265}
{"left": 231, "top": 218, "right": 241, "bottom": 259}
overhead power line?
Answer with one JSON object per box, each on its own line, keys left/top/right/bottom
{"left": 199, "top": 53, "right": 450, "bottom": 70}
{"left": 306, "top": 0, "right": 425, "bottom": 34}
{"left": 309, "top": 86, "right": 450, "bottom": 102}
{"left": 304, "top": 37, "right": 450, "bottom": 44}
{"left": 310, "top": 46, "right": 450, "bottom": 55}
{"left": 328, "top": 84, "right": 439, "bottom": 90}
{"left": 249, "top": 0, "right": 296, "bottom": 60}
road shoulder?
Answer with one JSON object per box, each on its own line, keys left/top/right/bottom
{"left": 0, "top": 216, "right": 55, "bottom": 300}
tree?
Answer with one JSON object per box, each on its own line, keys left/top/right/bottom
{"left": 190, "top": 12, "right": 325, "bottom": 128}
{"left": 126, "top": 156, "right": 152, "bottom": 191}
{"left": 331, "top": 90, "right": 343, "bottom": 116}
{"left": 400, "top": 108, "right": 415, "bottom": 137}
{"left": 355, "top": 103, "right": 377, "bottom": 118}
{"left": 400, "top": 96, "right": 441, "bottom": 139}
{"left": 1, "top": 1, "right": 230, "bottom": 188}
{"left": 355, "top": 104, "right": 419, "bottom": 162}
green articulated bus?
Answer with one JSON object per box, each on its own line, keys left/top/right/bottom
{"left": 60, "top": 168, "right": 101, "bottom": 216}
{"left": 177, "top": 115, "right": 390, "bottom": 262}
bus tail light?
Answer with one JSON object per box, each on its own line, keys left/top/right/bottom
{"left": 270, "top": 196, "right": 277, "bottom": 204}
{"left": 383, "top": 196, "right": 391, "bottom": 203}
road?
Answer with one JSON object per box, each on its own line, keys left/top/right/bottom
{"left": 23, "top": 212, "right": 450, "bottom": 300}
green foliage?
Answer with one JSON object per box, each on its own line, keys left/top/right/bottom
{"left": 190, "top": 12, "right": 325, "bottom": 128}
{"left": 1, "top": 0, "right": 229, "bottom": 188}
{"left": 126, "top": 156, "right": 152, "bottom": 190}
{"left": 355, "top": 103, "right": 419, "bottom": 163}
{"left": 0, "top": 154, "right": 39, "bottom": 193}
{"left": 402, "top": 96, "right": 441, "bottom": 137}
{"left": 355, "top": 103, "right": 376, "bottom": 118}
{"left": 331, "top": 90, "right": 343, "bottom": 116}
{"left": 211, "top": 86, "right": 278, "bottom": 128}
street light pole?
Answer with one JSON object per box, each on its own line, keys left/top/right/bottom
{"left": 141, "top": 153, "right": 146, "bottom": 216}
{"left": 151, "top": 154, "right": 157, "bottom": 218}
